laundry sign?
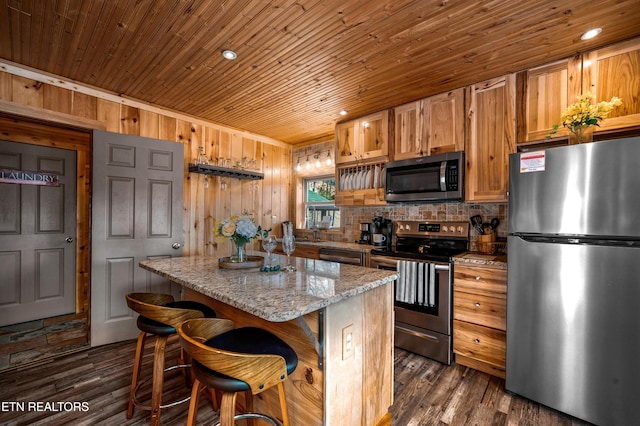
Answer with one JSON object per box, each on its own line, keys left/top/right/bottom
{"left": 0, "top": 169, "right": 60, "bottom": 186}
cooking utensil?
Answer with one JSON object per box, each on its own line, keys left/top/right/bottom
{"left": 490, "top": 218, "right": 500, "bottom": 231}
{"left": 470, "top": 215, "right": 484, "bottom": 234}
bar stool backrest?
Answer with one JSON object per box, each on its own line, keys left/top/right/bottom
{"left": 126, "top": 293, "right": 206, "bottom": 328}
{"left": 178, "top": 318, "right": 289, "bottom": 395}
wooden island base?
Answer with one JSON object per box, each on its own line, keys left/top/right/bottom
{"left": 184, "top": 282, "right": 394, "bottom": 426}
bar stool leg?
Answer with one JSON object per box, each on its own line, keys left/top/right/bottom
{"left": 277, "top": 382, "right": 290, "bottom": 426}
{"left": 186, "top": 379, "right": 202, "bottom": 426}
{"left": 219, "top": 392, "right": 238, "bottom": 426}
{"left": 150, "top": 335, "right": 168, "bottom": 426}
{"left": 180, "top": 348, "right": 192, "bottom": 388}
{"left": 127, "top": 331, "right": 147, "bottom": 419}
{"left": 244, "top": 390, "right": 255, "bottom": 426}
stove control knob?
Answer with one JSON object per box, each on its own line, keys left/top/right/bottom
{"left": 442, "top": 226, "right": 448, "bottom": 232}
{"left": 457, "top": 226, "right": 464, "bottom": 233}
{"left": 405, "top": 224, "right": 411, "bottom": 231}
{"left": 451, "top": 227, "right": 456, "bottom": 233}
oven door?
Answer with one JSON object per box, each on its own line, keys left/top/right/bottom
{"left": 370, "top": 254, "right": 453, "bottom": 364}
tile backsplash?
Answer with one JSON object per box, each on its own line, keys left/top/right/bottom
{"left": 307, "top": 202, "right": 508, "bottom": 252}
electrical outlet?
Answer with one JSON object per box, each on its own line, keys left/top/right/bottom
{"left": 342, "top": 324, "right": 354, "bottom": 360}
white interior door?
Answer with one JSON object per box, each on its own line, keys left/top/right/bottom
{"left": 91, "top": 130, "right": 183, "bottom": 346}
{"left": 0, "top": 140, "right": 76, "bottom": 326}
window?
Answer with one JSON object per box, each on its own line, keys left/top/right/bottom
{"left": 303, "top": 175, "right": 340, "bottom": 229}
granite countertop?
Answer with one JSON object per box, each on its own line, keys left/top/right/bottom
{"left": 454, "top": 252, "right": 508, "bottom": 268}
{"left": 139, "top": 254, "right": 397, "bottom": 322}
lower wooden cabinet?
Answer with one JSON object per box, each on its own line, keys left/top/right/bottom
{"left": 453, "top": 263, "right": 507, "bottom": 378}
{"left": 271, "top": 243, "right": 320, "bottom": 259}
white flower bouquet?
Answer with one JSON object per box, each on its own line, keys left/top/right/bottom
{"left": 213, "top": 211, "right": 268, "bottom": 246}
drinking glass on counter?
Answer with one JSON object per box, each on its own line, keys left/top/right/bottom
{"left": 261, "top": 235, "right": 277, "bottom": 267}
{"left": 282, "top": 234, "right": 296, "bottom": 272}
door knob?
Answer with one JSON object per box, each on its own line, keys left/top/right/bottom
{"left": 65, "top": 237, "right": 74, "bottom": 243}
{"left": 172, "top": 242, "right": 182, "bottom": 249}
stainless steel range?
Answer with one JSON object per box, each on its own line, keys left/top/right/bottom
{"left": 370, "top": 221, "right": 469, "bottom": 364}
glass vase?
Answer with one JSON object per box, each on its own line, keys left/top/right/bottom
{"left": 570, "top": 125, "right": 594, "bottom": 145}
{"left": 230, "top": 240, "right": 246, "bottom": 263}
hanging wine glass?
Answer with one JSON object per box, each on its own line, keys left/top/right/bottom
{"left": 197, "top": 146, "right": 208, "bottom": 165}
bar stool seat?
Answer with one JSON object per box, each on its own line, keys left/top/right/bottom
{"left": 178, "top": 318, "right": 299, "bottom": 426}
{"left": 126, "top": 293, "right": 216, "bottom": 426}
{"left": 136, "top": 300, "right": 217, "bottom": 336}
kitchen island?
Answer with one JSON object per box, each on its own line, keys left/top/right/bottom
{"left": 139, "top": 255, "right": 398, "bottom": 426}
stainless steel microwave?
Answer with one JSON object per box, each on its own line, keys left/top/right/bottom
{"left": 384, "top": 151, "right": 464, "bottom": 203}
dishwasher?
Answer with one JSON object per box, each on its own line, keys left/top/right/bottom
{"left": 318, "top": 248, "right": 365, "bottom": 266}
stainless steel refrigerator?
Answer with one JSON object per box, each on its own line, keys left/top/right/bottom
{"left": 507, "top": 137, "right": 640, "bottom": 426}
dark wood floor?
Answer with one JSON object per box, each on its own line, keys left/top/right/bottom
{"left": 0, "top": 336, "right": 591, "bottom": 426}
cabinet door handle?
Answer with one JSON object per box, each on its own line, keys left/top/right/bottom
{"left": 475, "top": 276, "right": 481, "bottom": 281}
{"left": 475, "top": 302, "right": 481, "bottom": 307}
{"left": 474, "top": 338, "right": 481, "bottom": 344}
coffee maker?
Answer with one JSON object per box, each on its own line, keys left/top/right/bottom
{"left": 358, "top": 222, "right": 372, "bottom": 244}
{"left": 371, "top": 216, "right": 392, "bottom": 249}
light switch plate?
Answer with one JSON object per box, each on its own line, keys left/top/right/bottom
{"left": 342, "top": 324, "right": 354, "bottom": 360}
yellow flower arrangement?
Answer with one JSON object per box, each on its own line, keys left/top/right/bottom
{"left": 551, "top": 92, "right": 622, "bottom": 138}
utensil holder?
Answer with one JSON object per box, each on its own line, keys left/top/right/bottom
{"left": 477, "top": 233, "right": 496, "bottom": 254}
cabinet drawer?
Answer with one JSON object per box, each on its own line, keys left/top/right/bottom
{"left": 453, "top": 320, "right": 506, "bottom": 369}
{"left": 454, "top": 265, "right": 506, "bottom": 293}
{"left": 453, "top": 289, "right": 506, "bottom": 330}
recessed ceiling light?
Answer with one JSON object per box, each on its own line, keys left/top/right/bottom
{"left": 222, "top": 50, "right": 237, "bottom": 60}
{"left": 339, "top": 110, "right": 348, "bottom": 116}
{"left": 581, "top": 28, "right": 602, "bottom": 40}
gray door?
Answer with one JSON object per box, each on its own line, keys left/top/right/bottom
{"left": 0, "top": 140, "right": 76, "bottom": 326}
{"left": 91, "top": 130, "right": 183, "bottom": 346}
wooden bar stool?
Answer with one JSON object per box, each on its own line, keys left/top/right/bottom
{"left": 178, "top": 318, "right": 299, "bottom": 426}
{"left": 125, "top": 293, "right": 217, "bottom": 426}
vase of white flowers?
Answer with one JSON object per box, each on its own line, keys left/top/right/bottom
{"left": 214, "top": 211, "right": 268, "bottom": 263}
{"left": 551, "top": 92, "right": 622, "bottom": 144}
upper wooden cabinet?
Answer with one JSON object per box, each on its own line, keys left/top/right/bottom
{"left": 518, "top": 37, "right": 640, "bottom": 145}
{"left": 582, "top": 37, "right": 640, "bottom": 135}
{"left": 465, "top": 74, "right": 516, "bottom": 203}
{"left": 516, "top": 58, "right": 581, "bottom": 144}
{"left": 335, "top": 110, "right": 389, "bottom": 165}
{"left": 393, "top": 100, "right": 421, "bottom": 160}
{"left": 425, "top": 89, "right": 465, "bottom": 156}
{"left": 393, "top": 89, "right": 465, "bottom": 161}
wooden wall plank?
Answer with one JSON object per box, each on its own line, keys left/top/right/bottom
{"left": 158, "top": 114, "right": 177, "bottom": 141}
{"left": 72, "top": 92, "right": 97, "bottom": 120}
{"left": 120, "top": 105, "right": 140, "bottom": 136}
{"left": 139, "top": 109, "right": 159, "bottom": 138}
{"left": 0, "top": 71, "right": 11, "bottom": 100}
{"left": 96, "top": 98, "right": 121, "bottom": 132}
{"left": 43, "top": 85, "right": 72, "bottom": 114}
{"left": 12, "top": 76, "right": 43, "bottom": 108}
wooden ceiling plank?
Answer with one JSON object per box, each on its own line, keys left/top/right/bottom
{"left": 174, "top": 0, "right": 357, "bottom": 108}
{"left": 4, "top": 0, "right": 640, "bottom": 143}
{"left": 127, "top": 0, "right": 262, "bottom": 102}
{"left": 61, "top": 0, "right": 105, "bottom": 77}
{"left": 153, "top": 0, "right": 333, "bottom": 110}
{"left": 108, "top": 0, "right": 243, "bottom": 94}
{"left": 151, "top": 0, "right": 330, "bottom": 110}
